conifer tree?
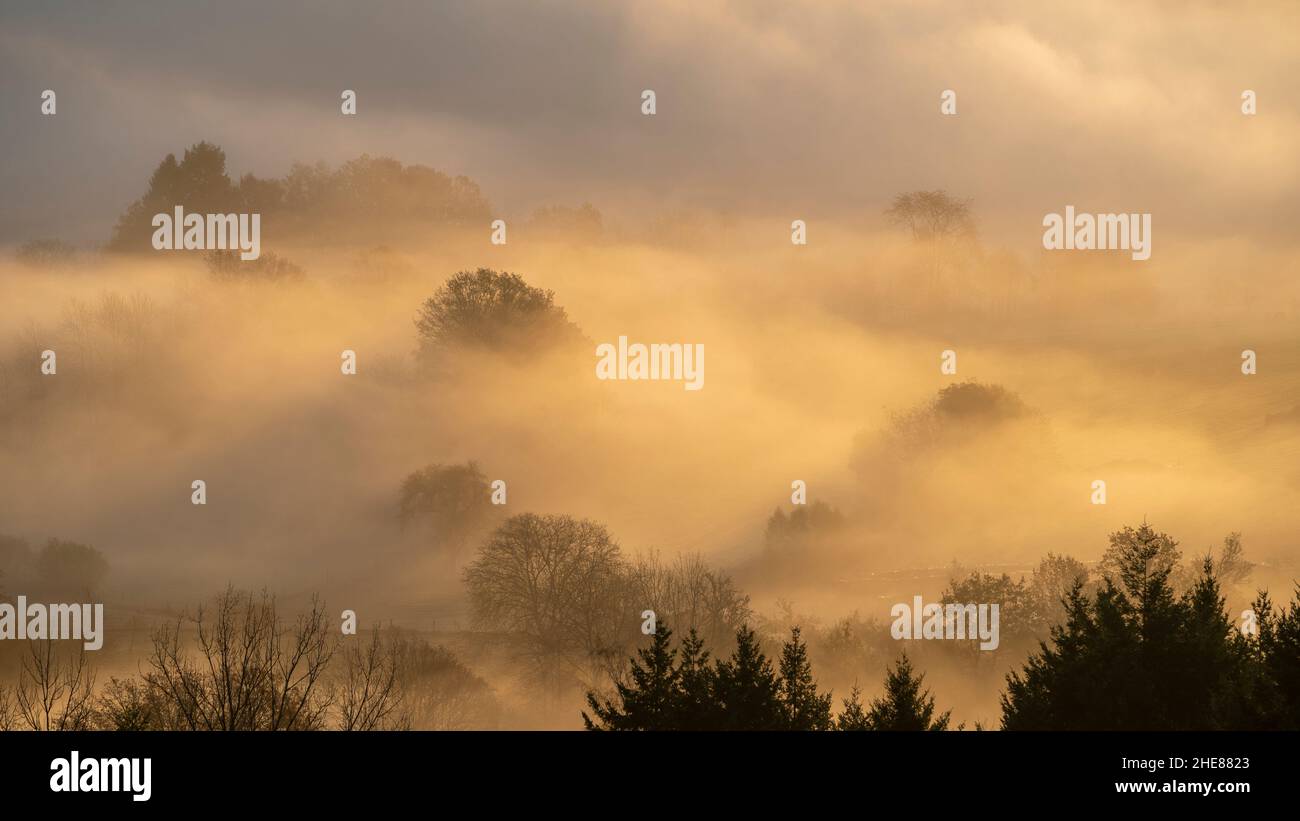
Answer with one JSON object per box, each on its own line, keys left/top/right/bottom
{"left": 867, "top": 653, "right": 950, "bottom": 731}
{"left": 674, "top": 628, "right": 720, "bottom": 729}
{"left": 777, "top": 627, "right": 833, "bottom": 730}
{"left": 713, "top": 625, "right": 782, "bottom": 730}
{"left": 836, "top": 685, "right": 871, "bottom": 731}
{"left": 582, "top": 624, "right": 679, "bottom": 730}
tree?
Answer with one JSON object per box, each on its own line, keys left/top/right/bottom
{"left": 414, "top": 268, "right": 584, "bottom": 366}
{"left": 777, "top": 627, "right": 833, "bottom": 730}
{"left": 109, "top": 141, "right": 235, "bottom": 252}
{"left": 713, "top": 625, "right": 783, "bottom": 730}
{"left": 884, "top": 190, "right": 975, "bottom": 244}
{"left": 15, "top": 639, "right": 97, "bottom": 731}
{"left": 337, "top": 627, "right": 404, "bottom": 731}
{"left": 673, "top": 628, "right": 719, "bottom": 729}
{"left": 884, "top": 190, "right": 976, "bottom": 284}
{"left": 1098, "top": 523, "right": 1181, "bottom": 596}
{"left": 34, "top": 538, "right": 109, "bottom": 597}
{"left": 1028, "top": 553, "right": 1092, "bottom": 631}
{"left": 146, "top": 586, "right": 337, "bottom": 730}
{"left": 836, "top": 685, "right": 871, "bottom": 730}
{"left": 625, "top": 552, "right": 752, "bottom": 653}
{"left": 866, "top": 653, "right": 950, "bottom": 731}
{"left": 386, "top": 632, "right": 499, "bottom": 730}
{"left": 397, "top": 461, "right": 498, "bottom": 552}
{"left": 583, "top": 624, "right": 681, "bottom": 731}
{"left": 463, "top": 514, "right": 626, "bottom": 694}
{"left": 1001, "top": 523, "right": 1274, "bottom": 730}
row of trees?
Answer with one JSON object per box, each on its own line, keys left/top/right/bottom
{"left": 0, "top": 586, "right": 497, "bottom": 731}
{"left": 585, "top": 523, "right": 1300, "bottom": 730}
{"left": 584, "top": 624, "right": 950, "bottom": 731}
{"left": 463, "top": 513, "right": 752, "bottom": 701}
{"left": 0, "top": 534, "right": 109, "bottom": 599}
{"left": 107, "top": 142, "right": 492, "bottom": 252}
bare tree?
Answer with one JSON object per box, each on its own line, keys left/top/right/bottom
{"left": 147, "top": 586, "right": 337, "bottom": 730}
{"left": 387, "top": 632, "right": 498, "bottom": 730}
{"left": 884, "top": 190, "right": 975, "bottom": 243}
{"left": 0, "top": 683, "right": 18, "bottom": 730}
{"left": 15, "top": 638, "right": 96, "bottom": 731}
{"left": 464, "top": 514, "right": 626, "bottom": 695}
{"left": 627, "top": 552, "right": 751, "bottom": 652}
{"left": 884, "top": 190, "right": 976, "bottom": 285}
{"left": 337, "top": 627, "right": 404, "bottom": 731}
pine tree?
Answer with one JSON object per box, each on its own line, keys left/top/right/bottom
{"left": 836, "top": 685, "right": 871, "bottom": 731}
{"left": 713, "top": 625, "right": 783, "bottom": 730}
{"left": 867, "top": 653, "right": 950, "bottom": 731}
{"left": 674, "top": 628, "right": 721, "bottom": 729}
{"left": 1001, "top": 523, "right": 1290, "bottom": 730}
{"left": 583, "top": 624, "right": 679, "bottom": 730}
{"left": 777, "top": 627, "right": 833, "bottom": 730}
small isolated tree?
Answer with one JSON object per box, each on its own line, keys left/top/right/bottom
{"left": 884, "top": 190, "right": 974, "bottom": 244}
{"left": 884, "top": 190, "right": 976, "bottom": 283}
{"left": 867, "top": 653, "right": 950, "bottom": 731}
{"left": 414, "top": 268, "right": 584, "bottom": 366}
{"left": 398, "top": 462, "right": 498, "bottom": 552}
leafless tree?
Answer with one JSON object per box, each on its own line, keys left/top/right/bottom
{"left": 147, "top": 586, "right": 337, "bottom": 730}
{"left": 15, "top": 638, "right": 96, "bottom": 731}
{"left": 337, "top": 627, "right": 404, "bottom": 730}
{"left": 0, "top": 683, "right": 18, "bottom": 730}
{"left": 627, "top": 552, "right": 751, "bottom": 653}
{"left": 884, "top": 190, "right": 976, "bottom": 285}
{"left": 464, "top": 514, "right": 626, "bottom": 695}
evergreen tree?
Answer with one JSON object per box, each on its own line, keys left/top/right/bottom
{"left": 777, "top": 627, "right": 833, "bottom": 730}
{"left": 1258, "top": 585, "right": 1300, "bottom": 728}
{"left": 583, "top": 624, "right": 679, "bottom": 731}
{"left": 867, "top": 653, "right": 950, "bottom": 731}
{"left": 674, "top": 628, "right": 720, "bottom": 729}
{"left": 1001, "top": 523, "right": 1288, "bottom": 730}
{"left": 836, "top": 685, "right": 871, "bottom": 731}
{"left": 713, "top": 625, "right": 783, "bottom": 730}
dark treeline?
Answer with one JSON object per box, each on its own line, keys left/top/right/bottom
{"left": 585, "top": 523, "right": 1300, "bottom": 731}
{"left": 107, "top": 141, "right": 491, "bottom": 252}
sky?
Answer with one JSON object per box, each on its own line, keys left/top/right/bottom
{"left": 2, "top": 0, "right": 1298, "bottom": 246}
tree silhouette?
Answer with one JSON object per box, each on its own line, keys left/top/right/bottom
{"left": 777, "top": 626, "right": 833, "bottom": 730}
{"left": 583, "top": 624, "right": 681, "bottom": 731}
{"left": 836, "top": 685, "right": 871, "bottom": 730}
{"left": 414, "top": 268, "right": 584, "bottom": 368}
{"left": 712, "top": 625, "right": 783, "bottom": 730}
{"left": 109, "top": 141, "right": 235, "bottom": 252}
{"left": 866, "top": 653, "right": 950, "bottom": 731}
{"left": 1001, "top": 522, "right": 1300, "bottom": 730}
{"left": 463, "top": 514, "right": 626, "bottom": 695}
